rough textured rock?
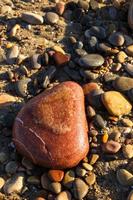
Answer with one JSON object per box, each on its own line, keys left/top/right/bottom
{"left": 13, "top": 81, "right": 89, "bottom": 169}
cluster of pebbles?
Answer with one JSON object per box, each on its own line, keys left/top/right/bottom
{"left": 0, "top": 0, "right": 133, "bottom": 200}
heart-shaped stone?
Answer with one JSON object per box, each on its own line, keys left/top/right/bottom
{"left": 13, "top": 81, "right": 89, "bottom": 169}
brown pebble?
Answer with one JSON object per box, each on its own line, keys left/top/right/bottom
{"left": 102, "top": 140, "right": 121, "bottom": 153}
{"left": 53, "top": 52, "right": 70, "bottom": 66}
{"left": 48, "top": 170, "right": 64, "bottom": 182}
{"left": 56, "top": 2, "right": 65, "bottom": 15}
{"left": 82, "top": 82, "right": 99, "bottom": 96}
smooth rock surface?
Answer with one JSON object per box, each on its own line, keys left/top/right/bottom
{"left": 102, "top": 91, "right": 132, "bottom": 116}
{"left": 6, "top": 45, "right": 19, "bottom": 65}
{"left": 13, "top": 81, "right": 89, "bottom": 169}
{"left": 0, "top": 93, "right": 16, "bottom": 107}
{"left": 122, "top": 145, "right": 133, "bottom": 159}
{"left": 56, "top": 191, "right": 72, "bottom": 200}
{"left": 3, "top": 173, "right": 24, "bottom": 194}
{"left": 79, "top": 54, "right": 104, "bottom": 69}
{"left": 73, "top": 178, "right": 88, "bottom": 200}
{"left": 45, "top": 12, "right": 59, "bottom": 24}
{"left": 102, "top": 140, "right": 121, "bottom": 153}
{"left": 113, "top": 77, "right": 133, "bottom": 92}
{"left": 21, "top": 12, "right": 44, "bottom": 24}
{"left": 109, "top": 32, "right": 124, "bottom": 46}
{"left": 117, "top": 169, "right": 133, "bottom": 186}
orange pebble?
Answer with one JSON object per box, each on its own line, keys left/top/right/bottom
{"left": 48, "top": 169, "right": 64, "bottom": 182}
{"left": 102, "top": 132, "right": 109, "bottom": 143}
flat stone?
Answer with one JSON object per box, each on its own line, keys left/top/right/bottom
{"left": 125, "top": 63, "right": 133, "bottom": 76}
{"left": 63, "top": 170, "right": 75, "bottom": 188}
{"left": 102, "top": 91, "right": 132, "bottom": 116}
{"left": 0, "top": 93, "right": 16, "bottom": 107}
{"left": 3, "top": 173, "right": 24, "bottom": 194}
{"left": 117, "top": 169, "right": 133, "bottom": 186}
{"left": 48, "top": 170, "right": 64, "bottom": 182}
{"left": 50, "top": 182, "right": 62, "bottom": 194}
{"left": 21, "top": 12, "right": 44, "bottom": 25}
{"left": 13, "top": 82, "right": 89, "bottom": 169}
{"left": 79, "top": 54, "right": 104, "bottom": 69}
{"left": 89, "top": 154, "right": 99, "bottom": 165}
{"left": 73, "top": 178, "right": 88, "bottom": 200}
{"left": 56, "top": 191, "right": 72, "bottom": 200}
{"left": 6, "top": 45, "right": 19, "bottom": 65}
{"left": 82, "top": 163, "right": 93, "bottom": 171}
{"left": 45, "top": 12, "right": 59, "bottom": 24}
{"left": 122, "top": 144, "right": 133, "bottom": 159}
{"left": 113, "top": 77, "right": 133, "bottom": 92}
{"left": 117, "top": 51, "right": 127, "bottom": 63}
{"left": 85, "top": 172, "right": 96, "bottom": 186}
{"left": 126, "top": 45, "right": 133, "bottom": 56}
{"left": 109, "top": 32, "right": 125, "bottom": 46}
{"left": 102, "top": 140, "right": 121, "bottom": 153}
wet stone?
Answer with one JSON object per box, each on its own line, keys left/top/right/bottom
{"left": 109, "top": 32, "right": 125, "bottom": 46}
{"left": 21, "top": 12, "right": 44, "bottom": 25}
{"left": 79, "top": 54, "right": 104, "bottom": 69}
{"left": 73, "top": 178, "right": 88, "bottom": 200}
{"left": 45, "top": 12, "right": 59, "bottom": 24}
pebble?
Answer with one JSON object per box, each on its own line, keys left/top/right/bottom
{"left": 113, "top": 77, "right": 133, "bottom": 92}
{"left": 0, "top": 93, "right": 16, "bottom": 107}
{"left": 122, "top": 144, "right": 133, "bottom": 159}
{"left": 87, "top": 26, "right": 106, "bottom": 39}
{"left": 102, "top": 132, "right": 109, "bottom": 143}
{"left": 109, "top": 130, "right": 121, "bottom": 141}
{"left": 126, "top": 45, "right": 133, "bottom": 56}
{"left": 3, "top": 173, "right": 24, "bottom": 194}
{"left": 50, "top": 182, "right": 62, "bottom": 194}
{"left": 41, "top": 173, "right": 51, "bottom": 190}
{"left": 117, "top": 51, "right": 127, "bottom": 63}
{"left": 80, "top": 69, "right": 98, "bottom": 81}
{"left": 31, "top": 54, "right": 42, "bottom": 69}
{"left": 87, "top": 36, "right": 98, "bottom": 52}
{"left": 56, "top": 2, "right": 65, "bottom": 15}
{"left": 22, "top": 157, "right": 34, "bottom": 170}
{"left": 1, "top": 5, "right": 12, "bottom": 14}
{"left": 124, "top": 63, "right": 133, "bottom": 76}
{"left": 78, "top": 0, "right": 89, "bottom": 10}
{"left": 102, "top": 140, "right": 121, "bottom": 153}
{"left": 87, "top": 88, "right": 104, "bottom": 109}
{"left": 53, "top": 52, "right": 70, "bottom": 66}
{"left": 102, "top": 91, "right": 132, "bottom": 116}
{"left": 82, "top": 163, "right": 93, "bottom": 171}
{"left": 48, "top": 170, "right": 64, "bottom": 182}
{"left": 27, "top": 176, "right": 40, "bottom": 185}
{"left": 0, "top": 152, "right": 8, "bottom": 163}
{"left": 63, "top": 170, "right": 75, "bottom": 188}
{"left": 5, "top": 161, "right": 18, "bottom": 174}
{"left": 82, "top": 82, "right": 99, "bottom": 95}
{"left": 76, "top": 167, "right": 87, "bottom": 177}
{"left": 127, "top": 190, "right": 133, "bottom": 200}
{"left": 52, "top": 46, "right": 65, "bottom": 54}
{"left": 109, "top": 32, "right": 125, "bottom": 46}
{"left": 6, "top": 45, "right": 19, "bottom": 65}
{"left": 98, "top": 43, "right": 119, "bottom": 54}
{"left": 21, "top": 12, "right": 44, "bottom": 25}
{"left": 94, "top": 114, "right": 106, "bottom": 129}
{"left": 85, "top": 172, "right": 96, "bottom": 186}
{"left": 9, "top": 24, "right": 20, "bottom": 37}
{"left": 0, "top": 177, "right": 5, "bottom": 190}
{"left": 55, "top": 191, "right": 71, "bottom": 200}
{"left": 16, "top": 78, "right": 31, "bottom": 97}
{"left": 117, "top": 169, "right": 133, "bottom": 186}
{"left": 86, "top": 105, "right": 96, "bottom": 118}
{"left": 45, "top": 12, "right": 59, "bottom": 24}
{"left": 73, "top": 178, "right": 88, "bottom": 200}
{"left": 89, "top": 154, "right": 99, "bottom": 165}
{"left": 79, "top": 54, "right": 104, "bottom": 69}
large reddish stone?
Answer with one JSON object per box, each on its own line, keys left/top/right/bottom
{"left": 13, "top": 81, "right": 89, "bottom": 169}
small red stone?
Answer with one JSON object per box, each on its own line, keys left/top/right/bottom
{"left": 53, "top": 52, "right": 70, "bottom": 66}
{"left": 48, "top": 169, "right": 64, "bottom": 182}
{"left": 56, "top": 2, "right": 65, "bottom": 15}
{"left": 13, "top": 81, "right": 89, "bottom": 169}
{"left": 102, "top": 140, "right": 121, "bottom": 153}
{"left": 82, "top": 83, "right": 99, "bottom": 96}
